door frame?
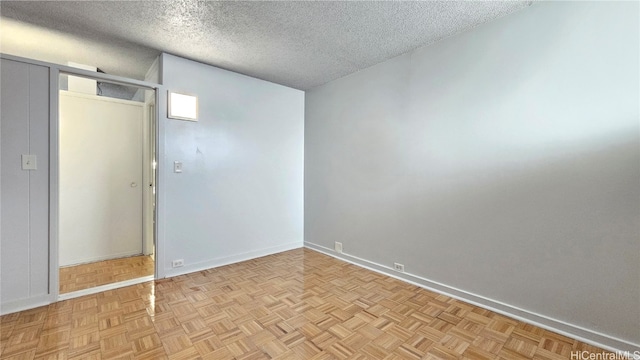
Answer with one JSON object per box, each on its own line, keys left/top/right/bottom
{"left": 0, "top": 53, "right": 165, "bottom": 303}
{"left": 142, "top": 102, "right": 156, "bottom": 258}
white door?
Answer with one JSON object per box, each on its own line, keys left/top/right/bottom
{"left": 59, "top": 90, "right": 143, "bottom": 266}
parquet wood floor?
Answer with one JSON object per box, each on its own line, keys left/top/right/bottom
{"left": 2, "top": 248, "right": 611, "bottom": 359}
{"left": 59, "top": 255, "right": 155, "bottom": 294}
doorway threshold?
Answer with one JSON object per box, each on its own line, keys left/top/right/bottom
{"left": 58, "top": 275, "right": 154, "bottom": 301}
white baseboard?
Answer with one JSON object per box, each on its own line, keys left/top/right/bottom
{"left": 164, "top": 241, "right": 303, "bottom": 278}
{"left": 59, "top": 250, "right": 143, "bottom": 268}
{"left": 0, "top": 294, "right": 54, "bottom": 315}
{"left": 304, "top": 242, "right": 640, "bottom": 354}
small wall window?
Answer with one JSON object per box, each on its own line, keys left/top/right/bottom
{"left": 168, "top": 91, "right": 198, "bottom": 121}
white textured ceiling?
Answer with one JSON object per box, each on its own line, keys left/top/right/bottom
{"left": 0, "top": 1, "right": 528, "bottom": 90}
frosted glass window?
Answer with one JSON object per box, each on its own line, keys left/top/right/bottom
{"left": 168, "top": 91, "right": 197, "bottom": 121}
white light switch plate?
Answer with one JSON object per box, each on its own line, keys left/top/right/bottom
{"left": 22, "top": 155, "right": 37, "bottom": 170}
{"left": 174, "top": 161, "right": 183, "bottom": 173}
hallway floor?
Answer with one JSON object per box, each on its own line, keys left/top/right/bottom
{"left": 59, "top": 255, "right": 154, "bottom": 294}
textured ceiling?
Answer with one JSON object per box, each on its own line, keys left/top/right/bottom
{"left": 0, "top": 1, "right": 528, "bottom": 90}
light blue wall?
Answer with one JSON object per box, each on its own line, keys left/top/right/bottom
{"left": 161, "top": 54, "right": 304, "bottom": 277}
{"left": 305, "top": 1, "right": 639, "bottom": 348}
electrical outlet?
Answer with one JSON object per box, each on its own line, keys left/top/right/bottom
{"left": 393, "top": 263, "right": 405, "bottom": 272}
{"left": 335, "top": 242, "right": 343, "bottom": 253}
{"left": 172, "top": 259, "right": 184, "bottom": 268}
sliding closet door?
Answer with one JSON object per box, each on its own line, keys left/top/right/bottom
{"left": 0, "top": 59, "right": 50, "bottom": 306}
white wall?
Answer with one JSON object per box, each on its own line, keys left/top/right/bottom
{"left": 305, "top": 1, "right": 639, "bottom": 350}
{"left": 0, "top": 59, "right": 50, "bottom": 307}
{"left": 59, "top": 91, "right": 144, "bottom": 266}
{"left": 160, "top": 53, "right": 304, "bottom": 277}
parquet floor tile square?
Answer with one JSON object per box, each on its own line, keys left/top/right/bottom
{"left": 1, "top": 248, "right": 620, "bottom": 359}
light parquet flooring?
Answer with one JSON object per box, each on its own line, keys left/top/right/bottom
{"left": 2, "top": 248, "right": 611, "bottom": 359}
{"left": 59, "top": 255, "right": 155, "bottom": 294}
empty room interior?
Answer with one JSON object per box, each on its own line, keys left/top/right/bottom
{"left": 0, "top": 1, "right": 638, "bottom": 359}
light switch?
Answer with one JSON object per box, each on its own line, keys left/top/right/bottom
{"left": 174, "top": 161, "right": 183, "bottom": 173}
{"left": 22, "top": 155, "right": 37, "bottom": 170}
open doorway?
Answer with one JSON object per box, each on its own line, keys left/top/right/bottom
{"left": 57, "top": 71, "right": 156, "bottom": 296}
